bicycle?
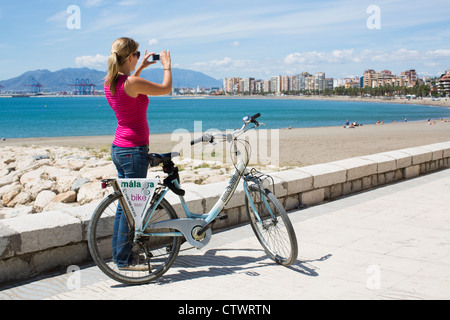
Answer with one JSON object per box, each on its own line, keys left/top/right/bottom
{"left": 87, "top": 113, "right": 298, "bottom": 285}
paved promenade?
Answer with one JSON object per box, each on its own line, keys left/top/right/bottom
{"left": 1, "top": 168, "right": 449, "bottom": 300}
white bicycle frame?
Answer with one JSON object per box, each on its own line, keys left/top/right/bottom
{"left": 120, "top": 116, "right": 274, "bottom": 249}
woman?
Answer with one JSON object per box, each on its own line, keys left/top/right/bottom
{"left": 104, "top": 37, "right": 172, "bottom": 271}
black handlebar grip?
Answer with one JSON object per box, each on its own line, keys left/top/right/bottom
{"left": 190, "top": 134, "right": 213, "bottom": 145}
{"left": 251, "top": 113, "right": 261, "bottom": 120}
{"left": 190, "top": 136, "right": 203, "bottom": 145}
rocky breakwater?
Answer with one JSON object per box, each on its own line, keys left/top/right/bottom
{"left": 0, "top": 145, "right": 289, "bottom": 220}
{"left": 0, "top": 146, "right": 117, "bottom": 219}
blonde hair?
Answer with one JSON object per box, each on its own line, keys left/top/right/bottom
{"left": 105, "top": 37, "right": 139, "bottom": 95}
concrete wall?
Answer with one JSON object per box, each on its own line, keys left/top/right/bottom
{"left": 1, "top": 141, "right": 449, "bottom": 283}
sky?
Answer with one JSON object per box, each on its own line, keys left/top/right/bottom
{"left": 1, "top": 0, "right": 450, "bottom": 81}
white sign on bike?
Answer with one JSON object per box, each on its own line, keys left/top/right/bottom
{"left": 118, "top": 178, "right": 159, "bottom": 229}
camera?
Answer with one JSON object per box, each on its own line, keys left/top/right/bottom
{"left": 151, "top": 54, "right": 160, "bottom": 61}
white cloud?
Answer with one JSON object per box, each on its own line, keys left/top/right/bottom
{"left": 148, "top": 38, "right": 159, "bottom": 46}
{"left": 187, "top": 57, "right": 282, "bottom": 79}
{"left": 284, "top": 49, "right": 358, "bottom": 65}
{"left": 370, "top": 49, "right": 421, "bottom": 62}
{"left": 331, "top": 49, "right": 356, "bottom": 62}
{"left": 424, "top": 49, "right": 450, "bottom": 60}
{"left": 125, "top": 2, "right": 362, "bottom": 44}
{"left": 84, "top": 0, "right": 104, "bottom": 7}
{"left": 285, "top": 48, "right": 450, "bottom": 67}
{"left": 46, "top": 10, "right": 68, "bottom": 23}
{"left": 284, "top": 53, "right": 305, "bottom": 65}
{"left": 118, "top": 0, "right": 144, "bottom": 6}
{"left": 365, "top": 48, "right": 450, "bottom": 63}
{"left": 10, "top": 1, "right": 449, "bottom": 81}
{"left": 186, "top": 47, "right": 450, "bottom": 79}
{"left": 191, "top": 57, "right": 234, "bottom": 70}
{"left": 75, "top": 54, "right": 108, "bottom": 69}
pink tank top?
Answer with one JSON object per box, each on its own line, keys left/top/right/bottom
{"left": 105, "top": 75, "right": 150, "bottom": 147}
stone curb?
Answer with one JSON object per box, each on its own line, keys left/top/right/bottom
{"left": 0, "top": 141, "right": 449, "bottom": 283}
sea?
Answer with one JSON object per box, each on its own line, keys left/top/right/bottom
{"left": 1, "top": 96, "right": 450, "bottom": 139}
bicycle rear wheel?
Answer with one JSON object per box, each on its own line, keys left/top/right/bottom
{"left": 245, "top": 185, "right": 298, "bottom": 266}
{"left": 87, "top": 191, "right": 181, "bottom": 285}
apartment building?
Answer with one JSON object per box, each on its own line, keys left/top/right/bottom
{"left": 280, "top": 76, "right": 291, "bottom": 92}
{"left": 263, "top": 80, "right": 271, "bottom": 93}
{"left": 314, "top": 72, "right": 325, "bottom": 91}
{"left": 305, "top": 76, "right": 314, "bottom": 91}
{"left": 334, "top": 77, "right": 361, "bottom": 88}
{"left": 254, "top": 80, "right": 265, "bottom": 93}
{"left": 241, "top": 77, "right": 255, "bottom": 94}
{"left": 299, "top": 72, "right": 333, "bottom": 91}
{"left": 226, "top": 71, "right": 334, "bottom": 94}
{"left": 291, "top": 72, "right": 310, "bottom": 91}
{"left": 223, "top": 77, "right": 240, "bottom": 94}
{"left": 363, "top": 69, "right": 418, "bottom": 88}
{"left": 438, "top": 70, "right": 450, "bottom": 96}
{"left": 270, "top": 76, "right": 281, "bottom": 94}
{"left": 401, "top": 69, "right": 418, "bottom": 85}
{"left": 325, "top": 78, "right": 334, "bottom": 90}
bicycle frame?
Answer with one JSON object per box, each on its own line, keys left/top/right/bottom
{"left": 137, "top": 153, "right": 250, "bottom": 248}
{"left": 107, "top": 116, "right": 274, "bottom": 249}
{"left": 89, "top": 113, "right": 298, "bottom": 285}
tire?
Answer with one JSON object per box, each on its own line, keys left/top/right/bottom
{"left": 245, "top": 185, "right": 298, "bottom": 266}
{"left": 87, "top": 191, "right": 182, "bottom": 285}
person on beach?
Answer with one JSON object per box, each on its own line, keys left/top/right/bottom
{"left": 104, "top": 37, "right": 172, "bottom": 271}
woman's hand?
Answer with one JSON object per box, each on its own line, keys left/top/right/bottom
{"left": 160, "top": 50, "right": 171, "bottom": 70}
{"left": 133, "top": 50, "right": 156, "bottom": 77}
{"left": 127, "top": 49, "right": 172, "bottom": 96}
{"left": 140, "top": 50, "right": 157, "bottom": 69}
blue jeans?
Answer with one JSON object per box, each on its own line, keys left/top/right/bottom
{"left": 111, "top": 144, "right": 149, "bottom": 267}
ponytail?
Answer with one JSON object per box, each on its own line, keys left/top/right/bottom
{"left": 105, "top": 38, "right": 139, "bottom": 95}
{"left": 105, "top": 53, "right": 120, "bottom": 95}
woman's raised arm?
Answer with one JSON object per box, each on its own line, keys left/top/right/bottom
{"left": 126, "top": 50, "right": 172, "bottom": 97}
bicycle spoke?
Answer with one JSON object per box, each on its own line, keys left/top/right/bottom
{"left": 88, "top": 193, "right": 181, "bottom": 285}
{"left": 88, "top": 113, "right": 298, "bottom": 284}
{"left": 246, "top": 185, "right": 298, "bottom": 266}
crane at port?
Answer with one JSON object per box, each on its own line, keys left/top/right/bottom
{"left": 68, "top": 78, "right": 97, "bottom": 95}
{"left": 24, "top": 78, "right": 44, "bottom": 93}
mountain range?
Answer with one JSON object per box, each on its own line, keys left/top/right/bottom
{"left": 0, "top": 68, "right": 222, "bottom": 93}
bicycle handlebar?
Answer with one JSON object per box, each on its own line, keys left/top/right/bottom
{"left": 190, "top": 113, "right": 261, "bottom": 145}
{"left": 190, "top": 133, "right": 214, "bottom": 145}
{"left": 250, "top": 113, "right": 261, "bottom": 122}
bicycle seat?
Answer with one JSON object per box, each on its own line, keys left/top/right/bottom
{"left": 148, "top": 152, "right": 180, "bottom": 167}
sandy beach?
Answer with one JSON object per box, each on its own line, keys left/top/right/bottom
{"left": 3, "top": 118, "right": 450, "bottom": 167}
{"left": 2, "top": 93, "right": 450, "bottom": 218}
{"left": 1, "top": 116, "right": 450, "bottom": 219}
{"left": 192, "top": 94, "right": 450, "bottom": 108}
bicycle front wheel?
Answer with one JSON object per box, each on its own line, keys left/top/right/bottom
{"left": 87, "top": 191, "right": 182, "bottom": 285}
{"left": 245, "top": 185, "right": 298, "bottom": 266}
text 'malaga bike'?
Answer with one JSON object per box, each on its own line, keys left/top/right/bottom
{"left": 87, "top": 113, "right": 298, "bottom": 285}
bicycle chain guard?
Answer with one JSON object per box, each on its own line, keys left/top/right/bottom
{"left": 147, "top": 218, "right": 212, "bottom": 249}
